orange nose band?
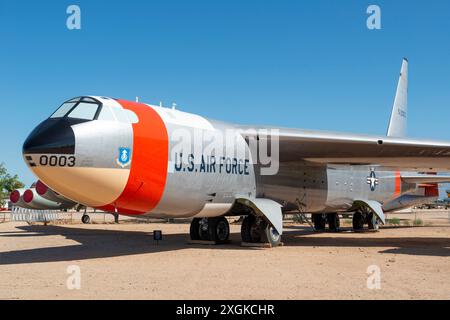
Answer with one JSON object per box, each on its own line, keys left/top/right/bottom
{"left": 99, "top": 99, "right": 169, "bottom": 214}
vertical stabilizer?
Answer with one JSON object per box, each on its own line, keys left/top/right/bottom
{"left": 387, "top": 58, "right": 408, "bottom": 137}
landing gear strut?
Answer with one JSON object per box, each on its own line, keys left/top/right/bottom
{"left": 190, "top": 217, "right": 230, "bottom": 244}
{"left": 241, "top": 215, "right": 281, "bottom": 247}
{"left": 367, "top": 212, "right": 379, "bottom": 231}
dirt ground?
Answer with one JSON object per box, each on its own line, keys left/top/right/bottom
{"left": 0, "top": 210, "right": 449, "bottom": 300}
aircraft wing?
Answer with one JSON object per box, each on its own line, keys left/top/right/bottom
{"left": 240, "top": 127, "right": 450, "bottom": 171}
{"left": 400, "top": 175, "right": 450, "bottom": 184}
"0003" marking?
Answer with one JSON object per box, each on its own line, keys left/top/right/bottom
{"left": 39, "top": 155, "right": 76, "bottom": 167}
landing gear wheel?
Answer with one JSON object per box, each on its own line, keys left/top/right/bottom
{"left": 81, "top": 215, "right": 90, "bottom": 224}
{"left": 190, "top": 217, "right": 230, "bottom": 243}
{"left": 312, "top": 214, "right": 327, "bottom": 231}
{"left": 241, "top": 215, "right": 261, "bottom": 243}
{"left": 189, "top": 218, "right": 210, "bottom": 240}
{"left": 190, "top": 218, "right": 202, "bottom": 240}
{"left": 208, "top": 217, "right": 230, "bottom": 244}
{"left": 264, "top": 224, "right": 282, "bottom": 247}
{"left": 199, "top": 218, "right": 210, "bottom": 241}
{"left": 352, "top": 211, "right": 365, "bottom": 231}
{"left": 241, "top": 215, "right": 281, "bottom": 246}
{"left": 327, "top": 213, "right": 340, "bottom": 232}
{"left": 367, "top": 212, "right": 379, "bottom": 231}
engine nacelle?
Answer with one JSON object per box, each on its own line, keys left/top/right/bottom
{"left": 36, "top": 180, "right": 77, "bottom": 206}
{"left": 23, "top": 188, "right": 75, "bottom": 210}
{"left": 10, "top": 188, "right": 35, "bottom": 209}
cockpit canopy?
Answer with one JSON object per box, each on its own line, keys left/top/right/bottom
{"left": 50, "top": 96, "right": 138, "bottom": 123}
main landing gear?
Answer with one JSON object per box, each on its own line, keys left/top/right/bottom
{"left": 241, "top": 215, "right": 281, "bottom": 247}
{"left": 189, "top": 215, "right": 282, "bottom": 247}
{"left": 190, "top": 217, "right": 230, "bottom": 244}
{"left": 312, "top": 213, "right": 340, "bottom": 232}
{"left": 353, "top": 208, "right": 379, "bottom": 231}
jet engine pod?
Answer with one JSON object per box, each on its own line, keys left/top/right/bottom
{"left": 23, "top": 188, "right": 75, "bottom": 210}
{"left": 10, "top": 188, "right": 34, "bottom": 209}
{"left": 36, "top": 180, "right": 77, "bottom": 206}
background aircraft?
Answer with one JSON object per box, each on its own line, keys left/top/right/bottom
{"left": 10, "top": 180, "right": 76, "bottom": 211}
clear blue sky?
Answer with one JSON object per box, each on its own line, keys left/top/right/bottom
{"left": 1, "top": 0, "right": 449, "bottom": 186}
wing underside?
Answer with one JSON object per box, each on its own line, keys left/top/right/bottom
{"left": 240, "top": 128, "right": 450, "bottom": 171}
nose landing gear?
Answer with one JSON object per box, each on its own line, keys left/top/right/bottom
{"left": 81, "top": 214, "right": 90, "bottom": 224}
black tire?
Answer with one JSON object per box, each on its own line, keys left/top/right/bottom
{"left": 241, "top": 215, "right": 257, "bottom": 243}
{"left": 352, "top": 211, "right": 364, "bottom": 230}
{"left": 199, "top": 218, "right": 210, "bottom": 241}
{"left": 81, "top": 215, "right": 90, "bottom": 224}
{"left": 241, "top": 215, "right": 265, "bottom": 243}
{"left": 208, "top": 217, "right": 230, "bottom": 244}
{"left": 327, "top": 213, "right": 340, "bottom": 232}
{"left": 367, "top": 212, "right": 379, "bottom": 231}
{"left": 241, "top": 215, "right": 282, "bottom": 246}
{"left": 189, "top": 218, "right": 201, "bottom": 240}
{"left": 312, "top": 214, "right": 326, "bottom": 231}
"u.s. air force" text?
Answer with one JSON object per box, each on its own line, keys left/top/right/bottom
{"left": 174, "top": 153, "right": 250, "bottom": 175}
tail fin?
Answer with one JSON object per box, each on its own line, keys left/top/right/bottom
{"left": 387, "top": 58, "right": 408, "bottom": 137}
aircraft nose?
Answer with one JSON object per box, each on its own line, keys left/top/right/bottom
{"left": 23, "top": 118, "right": 76, "bottom": 155}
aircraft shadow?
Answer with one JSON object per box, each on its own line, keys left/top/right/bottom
{"left": 0, "top": 224, "right": 250, "bottom": 265}
{"left": 0, "top": 224, "right": 448, "bottom": 265}
{"left": 282, "top": 228, "right": 450, "bottom": 257}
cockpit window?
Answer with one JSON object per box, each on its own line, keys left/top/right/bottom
{"left": 50, "top": 102, "right": 77, "bottom": 118}
{"left": 97, "top": 105, "right": 117, "bottom": 121}
{"left": 50, "top": 97, "right": 102, "bottom": 120}
{"left": 49, "top": 96, "right": 139, "bottom": 123}
{"left": 67, "top": 102, "right": 100, "bottom": 120}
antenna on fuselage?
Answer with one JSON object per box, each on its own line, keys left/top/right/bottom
{"left": 135, "top": 96, "right": 139, "bottom": 103}
{"left": 172, "top": 103, "right": 177, "bottom": 110}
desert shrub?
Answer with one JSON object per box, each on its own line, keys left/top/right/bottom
{"left": 388, "top": 217, "right": 401, "bottom": 226}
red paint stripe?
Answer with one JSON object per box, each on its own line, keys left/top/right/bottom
{"left": 424, "top": 184, "right": 439, "bottom": 197}
{"left": 394, "top": 171, "right": 401, "bottom": 198}
{"left": 99, "top": 100, "right": 169, "bottom": 214}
